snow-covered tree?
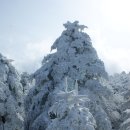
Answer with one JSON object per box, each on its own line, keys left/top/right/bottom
{"left": 42, "top": 21, "right": 108, "bottom": 84}
{"left": 119, "top": 90, "right": 130, "bottom": 130}
{"left": 119, "top": 109, "right": 130, "bottom": 130}
{"left": 109, "top": 72, "right": 130, "bottom": 95}
{"left": 0, "top": 53, "right": 24, "bottom": 130}
{"left": 25, "top": 21, "right": 114, "bottom": 130}
{"left": 102, "top": 72, "right": 130, "bottom": 130}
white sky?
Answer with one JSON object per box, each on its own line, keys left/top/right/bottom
{"left": 0, "top": 0, "right": 130, "bottom": 74}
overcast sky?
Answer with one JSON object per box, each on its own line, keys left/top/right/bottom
{"left": 0, "top": 0, "right": 130, "bottom": 75}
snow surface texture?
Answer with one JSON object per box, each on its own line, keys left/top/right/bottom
{"left": 24, "top": 21, "right": 121, "bottom": 130}
{"left": 0, "top": 54, "right": 24, "bottom": 130}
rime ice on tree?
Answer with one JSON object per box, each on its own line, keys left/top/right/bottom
{"left": 0, "top": 53, "right": 24, "bottom": 130}
{"left": 25, "top": 21, "right": 112, "bottom": 130}
{"left": 50, "top": 21, "right": 108, "bottom": 84}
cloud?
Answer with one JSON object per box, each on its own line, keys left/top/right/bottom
{"left": 11, "top": 38, "right": 54, "bottom": 74}
{"left": 88, "top": 27, "right": 130, "bottom": 75}
{"left": 100, "top": 0, "right": 130, "bottom": 30}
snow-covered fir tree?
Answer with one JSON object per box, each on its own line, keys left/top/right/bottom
{"left": 0, "top": 53, "right": 24, "bottom": 130}
{"left": 119, "top": 90, "right": 130, "bottom": 130}
{"left": 24, "top": 21, "right": 117, "bottom": 130}
{"left": 100, "top": 72, "right": 130, "bottom": 130}
{"left": 109, "top": 72, "right": 130, "bottom": 95}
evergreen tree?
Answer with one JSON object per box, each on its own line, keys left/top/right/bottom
{"left": 0, "top": 53, "right": 24, "bottom": 130}
{"left": 119, "top": 90, "right": 130, "bottom": 130}
{"left": 25, "top": 21, "right": 114, "bottom": 130}
{"left": 42, "top": 21, "right": 108, "bottom": 85}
